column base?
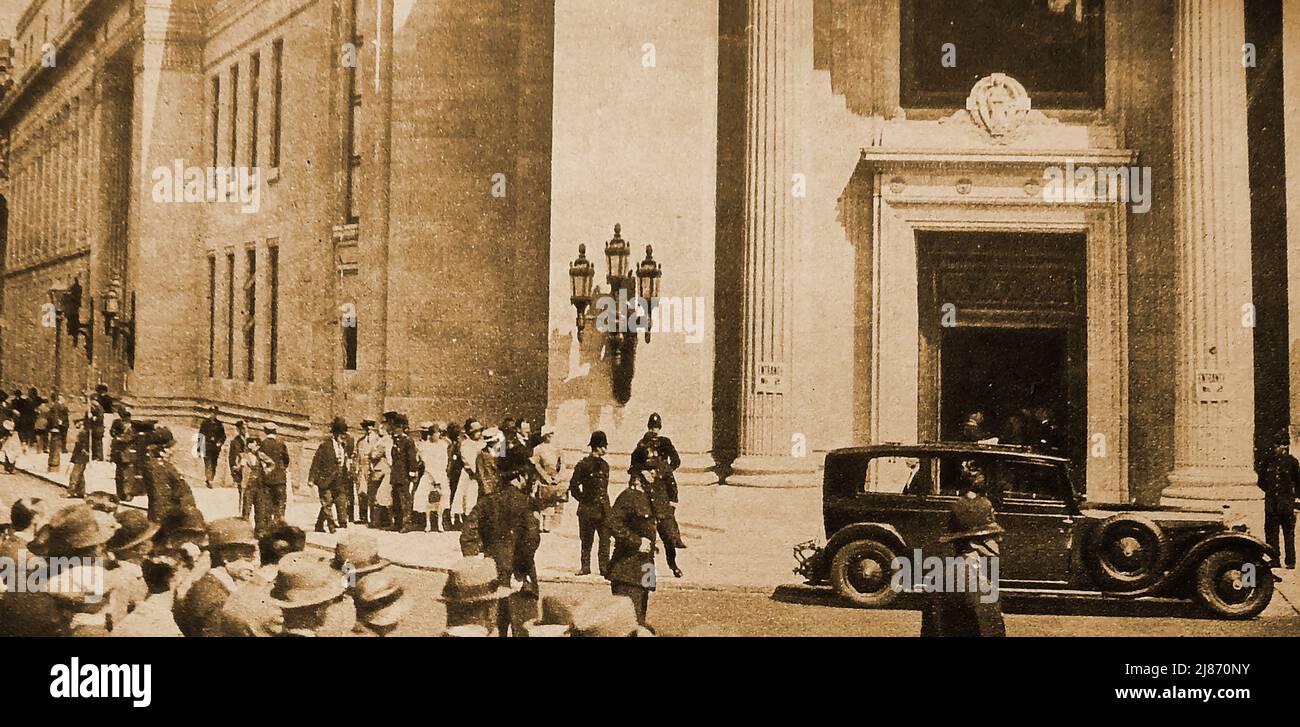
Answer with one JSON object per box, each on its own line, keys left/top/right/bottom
{"left": 724, "top": 455, "right": 820, "bottom": 488}
{"left": 676, "top": 452, "right": 720, "bottom": 487}
{"left": 1162, "top": 466, "right": 1263, "bottom": 528}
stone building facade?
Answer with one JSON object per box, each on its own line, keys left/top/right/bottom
{"left": 0, "top": 0, "right": 1296, "bottom": 507}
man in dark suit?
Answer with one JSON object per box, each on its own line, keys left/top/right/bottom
{"left": 227, "top": 421, "right": 251, "bottom": 518}
{"left": 257, "top": 423, "right": 291, "bottom": 525}
{"left": 310, "top": 417, "right": 354, "bottom": 534}
{"left": 109, "top": 407, "right": 133, "bottom": 499}
{"left": 630, "top": 412, "right": 685, "bottom": 577}
{"left": 1259, "top": 428, "right": 1300, "bottom": 569}
{"left": 460, "top": 468, "right": 541, "bottom": 636}
{"left": 607, "top": 469, "right": 657, "bottom": 624}
{"left": 85, "top": 390, "right": 105, "bottom": 461}
{"left": 385, "top": 412, "right": 420, "bottom": 533}
{"left": 570, "top": 430, "right": 611, "bottom": 576}
{"left": 144, "top": 428, "right": 197, "bottom": 525}
{"left": 45, "top": 391, "right": 69, "bottom": 472}
{"left": 198, "top": 406, "right": 227, "bottom": 487}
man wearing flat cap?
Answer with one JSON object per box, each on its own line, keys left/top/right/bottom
{"left": 1258, "top": 427, "right": 1300, "bottom": 569}
{"left": 310, "top": 417, "right": 354, "bottom": 534}
{"left": 258, "top": 423, "right": 291, "bottom": 526}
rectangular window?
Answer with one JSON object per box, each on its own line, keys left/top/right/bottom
{"left": 229, "top": 63, "right": 239, "bottom": 167}
{"left": 225, "top": 252, "right": 235, "bottom": 378}
{"left": 245, "top": 248, "right": 257, "bottom": 382}
{"left": 345, "top": 1, "right": 362, "bottom": 223}
{"left": 271, "top": 39, "right": 283, "bottom": 168}
{"left": 268, "top": 242, "right": 279, "bottom": 384}
{"left": 210, "top": 75, "right": 220, "bottom": 168}
{"left": 207, "top": 254, "right": 216, "bottom": 378}
{"left": 900, "top": 0, "right": 1105, "bottom": 109}
{"left": 249, "top": 51, "right": 261, "bottom": 170}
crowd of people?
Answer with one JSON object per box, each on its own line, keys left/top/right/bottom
{"left": 0, "top": 391, "right": 689, "bottom": 636}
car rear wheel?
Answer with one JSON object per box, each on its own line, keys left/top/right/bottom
{"left": 1194, "top": 549, "right": 1274, "bottom": 620}
{"left": 830, "top": 539, "right": 899, "bottom": 608}
{"left": 1087, "top": 514, "right": 1169, "bottom": 591}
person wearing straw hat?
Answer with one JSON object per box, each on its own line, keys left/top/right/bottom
{"left": 438, "top": 556, "right": 516, "bottom": 636}
{"left": 412, "top": 421, "right": 449, "bottom": 532}
{"left": 332, "top": 531, "right": 390, "bottom": 589}
{"left": 310, "top": 417, "right": 354, "bottom": 534}
{"left": 104, "top": 508, "right": 160, "bottom": 626}
{"left": 920, "top": 492, "right": 1006, "bottom": 638}
{"left": 530, "top": 424, "right": 566, "bottom": 533}
{"left": 271, "top": 552, "right": 355, "bottom": 636}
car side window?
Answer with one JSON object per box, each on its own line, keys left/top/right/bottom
{"left": 996, "top": 461, "right": 1065, "bottom": 501}
{"left": 863, "top": 456, "right": 934, "bottom": 494}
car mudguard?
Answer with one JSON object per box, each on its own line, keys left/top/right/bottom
{"left": 1110, "top": 531, "right": 1277, "bottom": 598}
{"left": 817, "top": 523, "right": 909, "bottom": 581}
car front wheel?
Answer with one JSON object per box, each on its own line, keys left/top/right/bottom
{"left": 830, "top": 539, "right": 899, "bottom": 608}
{"left": 1193, "top": 549, "right": 1274, "bottom": 619}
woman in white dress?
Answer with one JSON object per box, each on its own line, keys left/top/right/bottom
{"left": 449, "top": 419, "right": 484, "bottom": 527}
{"left": 412, "top": 421, "right": 449, "bottom": 532}
{"left": 530, "top": 425, "right": 566, "bottom": 532}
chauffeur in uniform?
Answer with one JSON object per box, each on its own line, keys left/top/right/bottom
{"left": 630, "top": 413, "right": 685, "bottom": 578}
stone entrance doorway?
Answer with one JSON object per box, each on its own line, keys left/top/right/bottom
{"left": 916, "top": 230, "right": 1088, "bottom": 474}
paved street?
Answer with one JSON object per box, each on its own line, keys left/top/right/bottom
{"left": 5, "top": 465, "right": 1300, "bottom": 636}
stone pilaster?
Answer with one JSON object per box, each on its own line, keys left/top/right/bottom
{"left": 1285, "top": 0, "right": 1300, "bottom": 441}
{"left": 1164, "top": 0, "right": 1258, "bottom": 503}
{"left": 729, "top": 0, "right": 816, "bottom": 486}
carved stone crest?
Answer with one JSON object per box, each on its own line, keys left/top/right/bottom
{"left": 966, "top": 73, "right": 1031, "bottom": 143}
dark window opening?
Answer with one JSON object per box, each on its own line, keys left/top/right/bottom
{"left": 225, "top": 252, "right": 235, "bottom": 378}
{"left": 271, "top": 38, "right": 283, "bottom": 168}
{"left": 268, "top": 243, "right": 279, "bottom": 384}
{"left": 229, "top": 63, "right": 240, "bottom": 167}
{"left": 207, "top": 254, "right": 216, "bottom": 378}
{"left": 249, "top": 51, "right": 261, "bottom": 170}
{"left": 900, "top": 0, "right": 1105, "bottom": 109}
{"left": 245, "top": 248, "right": 256, "bottom": 382}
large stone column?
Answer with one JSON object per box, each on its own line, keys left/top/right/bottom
{"left": 1285, "top": 0, "right": 1300, "bottom": 440}
{"left": 1164, "top": 0, "right": 1258, "bottom": 503}
{"left": 729, "top": 0, "right": 817, "bottom": 486}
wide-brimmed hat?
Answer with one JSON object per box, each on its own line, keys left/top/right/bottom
{"left": 382, "top": 411, "right": 400, "bottom": 425}
{"left": 330, "top": 417, "right": 349, "bottom": 435}
{"left": 30, "top": 504, "right": 118, "bottom": 556}
{"left": 360, "top": 418, "right": 376, "bottom": 428}
{"left": 438, "top": 557, "right": 514, "bottom": 603}
{"left": 270, "top": 552, "right": 346, "bottom": 609}
{"left": 570, "top": 593, "right": 642, "bottom": 637}
{"left": 938, "top": 495, "right": 1006, "bottom": 543}
{"left": 418, "top": 421, "right": 434, "bottom": 433}
{"left": 107, "top": 509, "right": 160, "bottom": 552}
{"left": 262, "top": 422, "right": 278, "bottom": 434}
{"left": 355, "top": 572, "right": 409, "bottom": 629}
{"left": 588, "top": 431, "right": 608, "bottom": 449}
{"left": 333, "top": 532, "right": 389, "bottom": 575}
{"left": 208, "top": 517, "right": 258, "bottom": 549}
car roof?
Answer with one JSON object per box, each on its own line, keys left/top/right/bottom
{"left": 827, "top": 442, "right": 1071, "bottom": 465}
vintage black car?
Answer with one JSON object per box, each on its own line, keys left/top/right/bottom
{"left": 794, "top": 443, "right": 1276, "bottom": 619}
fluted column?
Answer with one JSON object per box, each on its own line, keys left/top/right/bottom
{"left": 1285, "top": 0, "right": 1300, "bottom": 440}
{"left": 1165, "top": 0, "right": 1258, "bottom": 501}
{"left": 730, "top": 0, "right": 816, "bottom": 486}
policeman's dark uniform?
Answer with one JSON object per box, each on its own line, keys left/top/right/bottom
{"left": 607, "top": 473, "right": 657, "bottom": 624}
{"left": 920, "top": 493, "right": 1006, "bottom": 637}
{"left": 630, "top": 413, "right": 685, "bottom": 576}
{"left": 1258, "top": 430, "right": 1300, "bottom": 568}
{"left": 569, "top": 431, "right": 612, "bottom": 576}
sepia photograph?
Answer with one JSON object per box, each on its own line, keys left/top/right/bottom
{"left": 0, "top": 0, "right": 1294, "bottom": 709}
